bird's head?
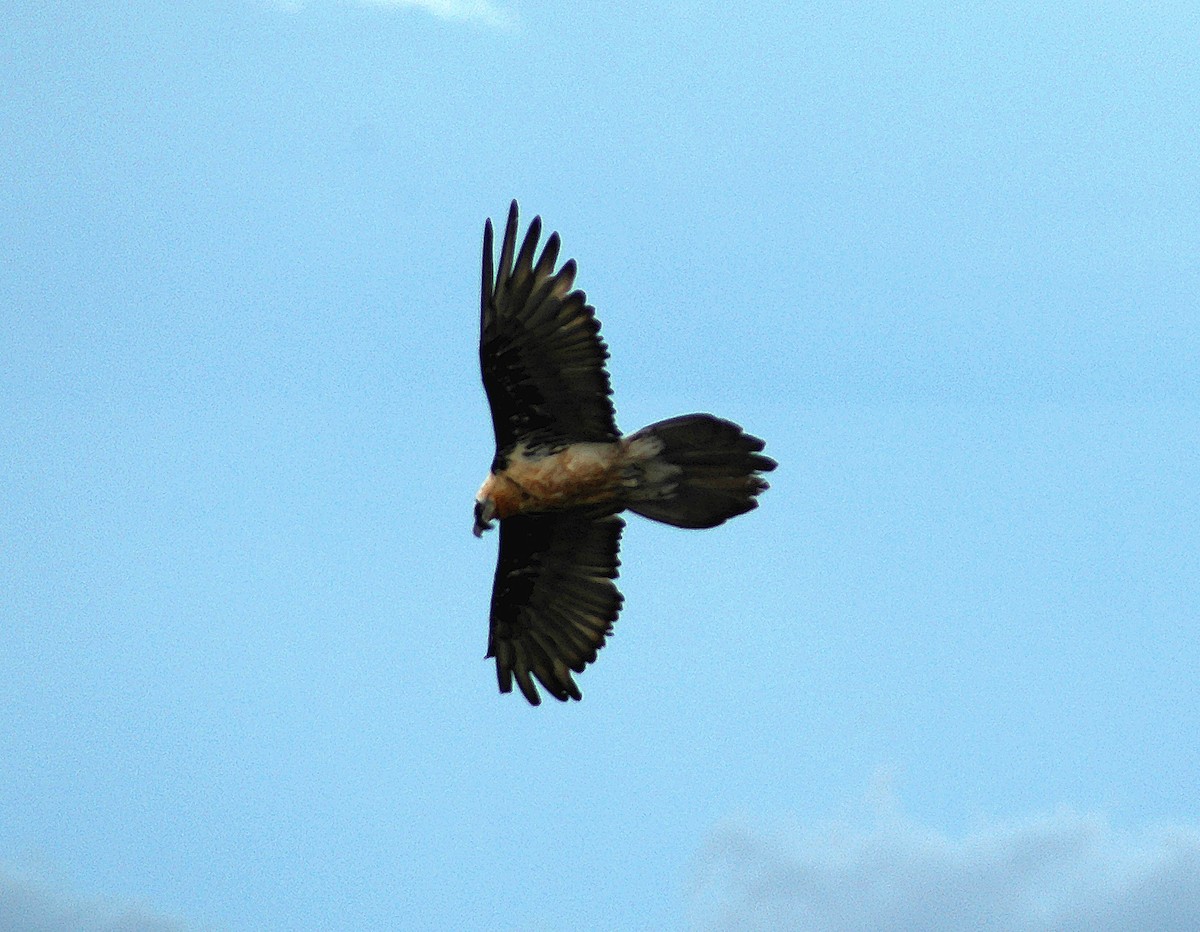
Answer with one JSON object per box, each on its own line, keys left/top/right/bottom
{"left": 473, "top": 497, "right": 497, "bottom": 537}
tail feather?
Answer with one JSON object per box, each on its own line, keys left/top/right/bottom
{"left": 624, "top": 414, "right": 776, "bottom": 529}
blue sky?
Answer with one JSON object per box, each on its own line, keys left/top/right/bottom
{"left": 3, "top": 2, "right": 1199, "bottom": 929}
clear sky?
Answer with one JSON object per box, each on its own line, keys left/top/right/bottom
{"left": 3, "top": 2, "right": 1199, "bottom": 930}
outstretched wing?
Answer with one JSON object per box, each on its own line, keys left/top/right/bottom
{"left": 481, "top": 201, "right": 619, "bottom": 458}
{"left": 486, "top": 508, "right": 624, "bottom": 705}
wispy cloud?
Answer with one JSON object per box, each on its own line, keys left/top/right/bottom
{"left": 274, "top": 0, "right": 517, "bottom": 30}
{"left": 0, "top": 866, "right": 184, "bottom": 932}
{"left": 691, "top": 806, "right": 1200, "bottom": 931}
{"left": 357, "top": 0, "right": 516, "bottom": 30}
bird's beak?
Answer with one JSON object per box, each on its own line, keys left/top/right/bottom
{"left": 473, "top": 500, "right": 495, "bottom": 537}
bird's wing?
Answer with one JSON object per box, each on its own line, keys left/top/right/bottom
{"left": 481, "top": 200, "right": 618, "bottom": 457}
{"left": 486, "top": 508, "right": 624, "bottom": 705}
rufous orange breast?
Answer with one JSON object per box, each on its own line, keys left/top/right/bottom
{"left": 479, "top": 442, "right": 626, "bottom": 519}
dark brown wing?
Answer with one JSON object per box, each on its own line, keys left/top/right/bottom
{"left": 486, "top": 508, "right": 624, "bottom": 705}
{"left": 481, "top": 201, "right": 619, "bottom": 459}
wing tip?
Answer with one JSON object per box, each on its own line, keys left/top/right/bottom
{"left": 481, "top": 216, "right": 496, "bottom": 316}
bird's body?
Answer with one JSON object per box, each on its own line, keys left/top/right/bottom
{"left": 475, "top": 202, "right": 776, "bottom": 704}
{"left": 475, "top": 432, "right": 677, "bottom": 523}
{"left": 476, "top": 441, "right": 626, "bottom": 520}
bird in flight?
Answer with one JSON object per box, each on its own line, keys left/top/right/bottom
{"left": 475, "top": 201, "right": 776, "bottom": 705}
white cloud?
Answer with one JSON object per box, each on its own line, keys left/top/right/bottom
{"left": 0, "top": 867, "right": 183, "bottom": 932}
{"left": 691, "top": 807, "right": 1200, "bottom": 932}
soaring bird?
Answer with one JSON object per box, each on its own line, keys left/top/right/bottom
{"left": 475, "top": 202, "right": 776, "bottom": 704}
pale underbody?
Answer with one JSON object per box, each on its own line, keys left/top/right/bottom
{"left": 476, "top": 435, "right": 676, "bottom": 521}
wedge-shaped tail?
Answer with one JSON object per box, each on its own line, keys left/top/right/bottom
{"left": 624, "top": 414, "right": 777, "bottom": 529}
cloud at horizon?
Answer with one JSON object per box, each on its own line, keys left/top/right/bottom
{"left": 692, "top": 807, "right": 1200, "bottom": 931}
{"left": 0, "top": 867, "right": 183, "bottom": 932}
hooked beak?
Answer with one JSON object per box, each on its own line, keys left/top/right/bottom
{"left": 473, "top": 499, "right": 496, "bottom": 537}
